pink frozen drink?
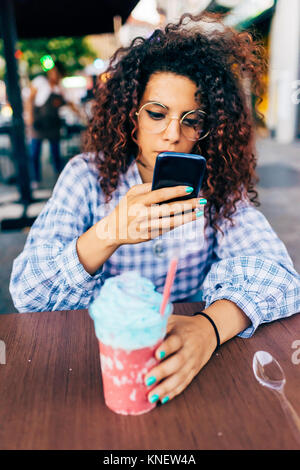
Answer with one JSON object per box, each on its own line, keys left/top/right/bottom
{"left": 89, "top": 271, "right": 173, "bottom": 415}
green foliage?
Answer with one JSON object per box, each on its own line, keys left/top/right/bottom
{"left": 0, "top": 36, "right": 97, "bottom": 80}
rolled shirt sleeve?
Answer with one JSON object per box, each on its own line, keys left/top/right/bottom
{"left": 9, "top": 156, "right": 105, "bottom": 312}
{"left": 201, "top": 204, "right": 300, "bottom": 337}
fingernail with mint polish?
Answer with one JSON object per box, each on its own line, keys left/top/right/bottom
{"left": 199, "top": 198, "right": 207, "bottom": 205}
{"left": 145, "top": 376, "right": 156, "bottom": 387}
{"left": 196, "top": 210, "right": 204, "bottom": 217}
{"left": 149, "top": 394, "right": 159, "bottom": 404}
{"left": 185, "top": 186, "right": 194, "bottom": 194}
{"left": 161, "top": 396, "right": 169, "bottom": 405}
{"left": 159, "top": 351, "right": 166, "bottom": 360}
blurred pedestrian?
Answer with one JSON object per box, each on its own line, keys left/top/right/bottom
{"left": 25, "top": 61, "right": 77, "bottom": 188}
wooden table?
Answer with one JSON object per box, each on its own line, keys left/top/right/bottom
{"left": 0, "top": 303, "right": 299, "bottom": 450}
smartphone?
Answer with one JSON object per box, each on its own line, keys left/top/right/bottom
{"left": 151, "top": 151, "right": 206, "bottom": 203}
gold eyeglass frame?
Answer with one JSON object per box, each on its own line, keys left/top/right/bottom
{"left": 135, "top": 101, "right": 210, "bottom": 141}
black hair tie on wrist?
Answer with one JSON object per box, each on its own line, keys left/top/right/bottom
{"left": 192, "top": 311, "right": 220, "bottom": 353}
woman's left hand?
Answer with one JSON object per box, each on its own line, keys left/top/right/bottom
{"left": 144, "top": 314, "right": 217, "bottom": 405}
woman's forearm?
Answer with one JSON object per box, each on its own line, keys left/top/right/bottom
{"left": 197, "top": 299, "right": 251, "bottom": 349}
{"left": 76, "top": 217, "right": 120, "bottom": 275}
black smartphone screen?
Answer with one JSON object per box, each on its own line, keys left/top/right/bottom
{"left": 151, "top": 152, "right": 206, "bottom": 203}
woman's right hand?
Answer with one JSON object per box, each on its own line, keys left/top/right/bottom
{"left": 96, "top": 183, "right": 204, "bottom": 246}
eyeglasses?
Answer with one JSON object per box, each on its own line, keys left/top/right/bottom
{"left": 135, "top": 101, "right": 210, "bottom": 141}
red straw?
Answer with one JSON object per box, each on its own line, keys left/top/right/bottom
{"left": 160, "top": 257, "right": 178, "bottom": 316}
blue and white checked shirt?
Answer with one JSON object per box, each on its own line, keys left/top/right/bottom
{"left": 10, "top": 153, "right": 300, "bottom": 337}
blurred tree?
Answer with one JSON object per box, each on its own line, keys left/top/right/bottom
{"left": 0, "top": 36, "right": 97, "bottom": 80}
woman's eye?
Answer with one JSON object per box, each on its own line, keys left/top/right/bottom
{"left": 182, "top": 118, "right": 198, "bottom": 128}
{"left": 146, "top": 110, "right": 166, "bottom": 120}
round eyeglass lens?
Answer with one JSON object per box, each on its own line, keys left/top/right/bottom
{"left": 180, "top": 110, "right": 207, "bottom": 141}
{"left": 138, "top": 103, "right": 168, "bottom": 134}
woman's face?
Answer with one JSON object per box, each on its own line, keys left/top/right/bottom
{"left": 136, "top": 72, "right": 199, "bottom": 183}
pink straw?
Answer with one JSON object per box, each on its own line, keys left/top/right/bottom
{"left": 160, "top": 257, "right": 178, "bottom": 316}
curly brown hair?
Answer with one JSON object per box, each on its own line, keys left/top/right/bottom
{"left": 85, "top": 12, "right": 266, "bottom": 234}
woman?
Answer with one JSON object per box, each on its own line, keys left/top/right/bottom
{"left": 10, "top": 14, "right": 300, "bottom": 406}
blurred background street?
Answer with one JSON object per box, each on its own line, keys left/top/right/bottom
{"left": 0, "top": 0, "right": 299, "bottom": 313}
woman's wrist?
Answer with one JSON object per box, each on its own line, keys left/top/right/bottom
{"left": 76, "top": 218, "right": 120, "bottom": 275}
{"left": 192, "top": 311, "right": 220, "bottom": 352}
{"left": 201, "top": 299, "right": 251, "bottom": 345}
{"left": 192, "top": 314, "right": 219, "bottom": 354}
{"left": 95, "top": 216, "right": 121, "bottom": 250}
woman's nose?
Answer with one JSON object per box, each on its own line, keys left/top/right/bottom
{"left": 162, "top": 118, "right": 181, "bottom": 142}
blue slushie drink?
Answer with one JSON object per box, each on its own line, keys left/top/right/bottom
{"left": 89, "top": 271, "right": 173, "bottom": 415}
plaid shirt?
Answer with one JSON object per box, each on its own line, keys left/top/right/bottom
{"left": 10, "top": 153, "right": 300, "bottom": 337}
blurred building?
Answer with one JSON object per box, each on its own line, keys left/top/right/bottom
{"left": 214, "top": 0, "right": 300, "bottom": 143}
{"left": 267, "top": 0, "right": 300, "bottom": 142}
{"left": 118, "top": 0, "right": 162, "bottom": 47}
{"left": 157, "top": 0, "right": 211, "bottom": 23}
{"left": 86, "top": 28, "right": 121, "bottom": 62}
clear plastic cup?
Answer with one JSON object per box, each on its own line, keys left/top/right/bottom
{"left": 89, "top": 273, "right": 173, "bottom": 415}
{"left": 98, "top": 338, "right": 163, "bottom": 415}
